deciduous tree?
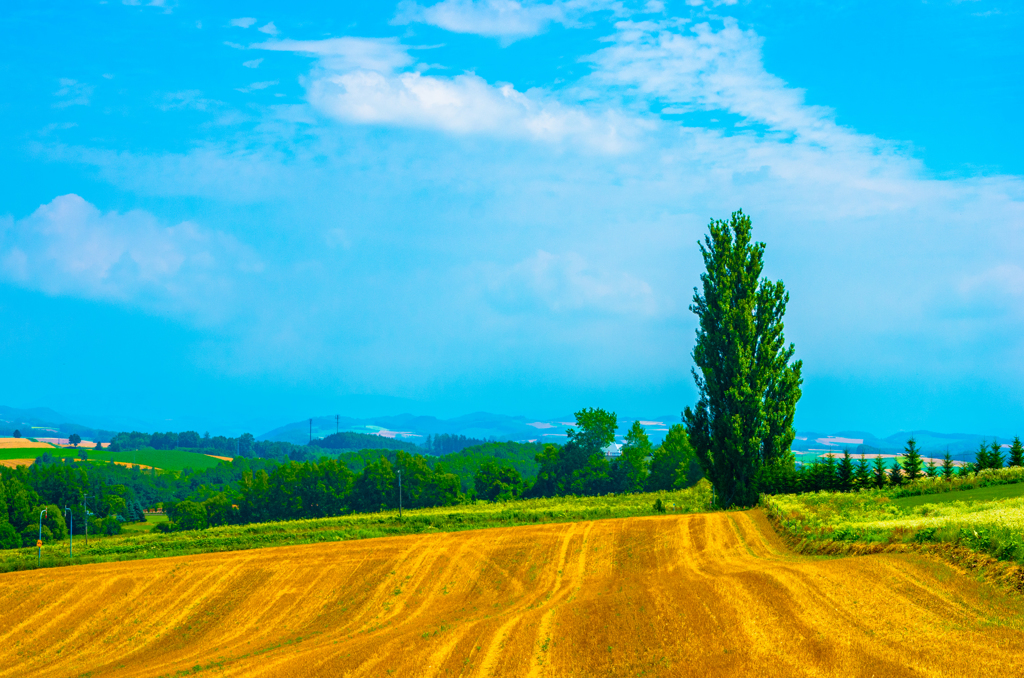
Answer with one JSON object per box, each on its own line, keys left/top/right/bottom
{"left": 684, "top": 210, "right": 803, "bottom": 507}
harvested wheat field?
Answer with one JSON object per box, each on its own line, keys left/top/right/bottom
{"left": 0, "top": 437, "right": 54, "bottom": 449}
{"left": 2, "top": 511, "right": 1023, "bottom": 678}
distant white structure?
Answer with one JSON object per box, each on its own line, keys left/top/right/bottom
{"left": 604, "top": 442, "right": 622, "bottom": 458}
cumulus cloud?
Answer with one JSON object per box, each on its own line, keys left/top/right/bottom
{"left": 0, "top": 195, "right": 261, "bottom": 323}
{"left": 487, "top": 250, "right": 657, "bottom": 316}
{"left": 393, "top": 0, "right": 617, "bottom": 40}
{"left": 230, "top": 17, "right": 257, "bottom": 28}
{"left": 258, "top": 21, "right": 279, "bottom": 35}
{"left": 257, "top": 37, "right": 642, "bottom": 150}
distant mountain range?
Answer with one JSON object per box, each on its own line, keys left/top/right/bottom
{"left": 257, "top": 412, "right": 683, "bottom": 446}
{"left": 0, "top": 405, "right": 118, "bottom": 442}
{"left": 1, "top": 403, "right": 1015, "bottom": 462}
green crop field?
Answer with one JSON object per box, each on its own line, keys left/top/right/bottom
{"left": 0, "top": 448, "right": 63, "bottom": 461}
{"left": 87, "top": 448, "right": 225, "bottom": 471}
{"left": 0, "top": 482, "right": 713, "bottom": 573}
{"left": 892, "top": 482, "right": 1024, "bottom": 508}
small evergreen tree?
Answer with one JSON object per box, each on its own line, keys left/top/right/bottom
{"left": 990, "top": 440, "right": 1005, "bottom": 470}
{"left": 941, "top": 451, "right": 955, "bottom": 480}
{"left": 925, "top": 459, "right": 937, "bottom": 478}
{"left": 901, "top": 437, "right": 923, "bottom": 481}
{"left": 823, "top": 454, "right": 838, "bottom": 491}
{"left": 975, "top": 441, "right": 991, "bottom": 472}
{"left": 887, "top": 459, "right": 903, "bottom": 486}
{"left": 1010, "top": 436, "right": 1024, "bottom": 468}
{"left": 854, "top": 453, "right": 871, "bottom": 489}
{"left": 958, "top": 461, "right": 975, "bottom": 477}
{"left": 837, "top": 450, "right": 854, "bottom": 492}
{"left": 872, "top": 456, "right": 887, "bottom": 488}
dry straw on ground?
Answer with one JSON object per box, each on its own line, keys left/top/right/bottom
{"left": 2, "top": 510, "right": 1023, "bottom": 677}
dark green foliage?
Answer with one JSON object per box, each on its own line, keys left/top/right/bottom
{"left": 684, "top": 210, "right": 803, "bottom": 508}
{"left": 646, "top": 425, "right": 698, "bottom": 491}
{"left": 837, "top": 450, "right": 854, "bottom": 491}
{"left": 422, "top": 433, "right": 488, "bottom": 455}
{"left": 1010, "top": 437, "right": 1024, "bottom": 468}
{"left": 653, "top": 498, "right": 666, "bottom": 513}
{"left": 99, "top": 515, "right": 122, "bottom": 535}
{"left": 474, "top": 460, "right": 524, "bottom": 501}
{"left": 990, "top": 440, "right": 1005, "bottom": 470}
{"left": 942, "top": 451, "right": 956, "bottom": 480}
{"left": 0, "top": 522, "right": 18, "bottom": 549}
{"left": 311, "top": 431, "right": 419, "bottom": 453}
{"left": 925, "top": 459, "right": 937, "bottom": 478}
{"left": 178, "top": 431, "right": 201, "bottom": 448}
{"left": 613, "top": 421, "right": 651, "bottom": 494}
{"left": 527, "top": 408, "right": 616, "bottom": 498}
{"left": 69, "top": 434, "right": 81, "bottom": 447}
{"left": 12, "top": 430, "right": 20, "bottom": 438}
{"left": 975, "top": 442, "right": 991, "bottom": 472}
{"left": 168, "top": 500, "right": 208, "bottom": 531}
{"left": 854, "top": 454, "right": 871, "bottom": 489}
{"left": 901, "top": 438, "right": 923, "bottom": 481}
{"left": 888, "top": 459, "right": 904, "bottom": 486}
{"left": 351, "top": 457, "right": 397, "bottom": 512}
{"left": 873, "top": 456, "right": 888, "bottom": 488}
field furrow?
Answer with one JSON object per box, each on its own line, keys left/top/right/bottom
{"left": 1, "top": 510, "right": 1023, "bottom": 677}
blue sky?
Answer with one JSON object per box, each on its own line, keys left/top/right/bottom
{"left": 1, "top": 0, "right": 1022, "bottom": 436}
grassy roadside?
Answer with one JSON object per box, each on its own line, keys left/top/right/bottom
{"left": 0, "top": 482, "right": 714, "bottom": 573}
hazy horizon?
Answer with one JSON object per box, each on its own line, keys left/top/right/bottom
{"left": 2, "top": 1, "right": 1022, "bottom": 437}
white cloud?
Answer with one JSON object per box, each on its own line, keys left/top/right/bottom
{"left": 157, "top": 90, "right": 218, "bottom": 111}
{"left": 230, "top": 17, "right": 257, "bottom": 28}
{"left": 256, "top": 37, "right": 415, "bottom": 73}
{"left": 257, "top": 37, "right": 641, "bottom": 150}
{"left": 487, "top": 250, "right": 656, "bottom": 315}
{"left": 0, "top": 195, "right": 261, "bottom": 323}
{"left": 393, "top": 0, "right": 619, "bottom": 41}
{"left": 53, "top": 79, "right": 93, "bottom": 108}
{"left": 243, "top": 58, "right": 263, "bottom": 68}
{"left": 258, "top": 21, "right": 279, "bottom": 35}
{"left": 236, "top": 80, "right": 279, "bottom": 93}
{"left": 587, "top": 20, "right": 856, "bottom": 147}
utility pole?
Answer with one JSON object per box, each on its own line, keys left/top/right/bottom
{"left": 83, "top": 493, "right": 88, "bottom": 547}
{"left": 397, "top": 470, "right": 402, "bottom": 519}
{"left": 65, "top": 507, "right": 73, "bottom": 557}
{"left": 37, "top": 508, "right": 47, "bottom": 564}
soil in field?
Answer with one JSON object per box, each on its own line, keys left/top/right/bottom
{"left": 1, "top": 510, "right": 1022, "bottom": 677}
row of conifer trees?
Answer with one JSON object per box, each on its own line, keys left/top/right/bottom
{"left": 757, "top": 437, "right": 1024, "bottom": 496}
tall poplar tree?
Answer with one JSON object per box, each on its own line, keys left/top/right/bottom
{"left": 684, "top": 210, "right": 803, "bottom": 507}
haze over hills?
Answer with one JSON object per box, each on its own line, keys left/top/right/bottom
{"left": 2, "top": 403, "right": 1017, "bottom": 463}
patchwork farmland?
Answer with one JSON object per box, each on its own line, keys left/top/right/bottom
{"left": 2, "top": 511, "right": 1023, "bottom": 677}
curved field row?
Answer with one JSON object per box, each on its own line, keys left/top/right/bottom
{"left": 1, "top": 511, "right": 1023, "bottom": 677}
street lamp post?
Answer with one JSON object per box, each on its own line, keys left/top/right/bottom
{"left": 37, "top": 508, "right": 47, "bottom": 564}
{"left": 65, "top": 507, "right": 73, "bottom": 557}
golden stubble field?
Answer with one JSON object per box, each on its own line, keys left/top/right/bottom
{"left": 2, "top": 511, "right": 1023, "bottom": 678}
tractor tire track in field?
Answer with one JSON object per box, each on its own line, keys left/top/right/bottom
{"left": 1, "top": 509, "right": 1023, "bottom": 677}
